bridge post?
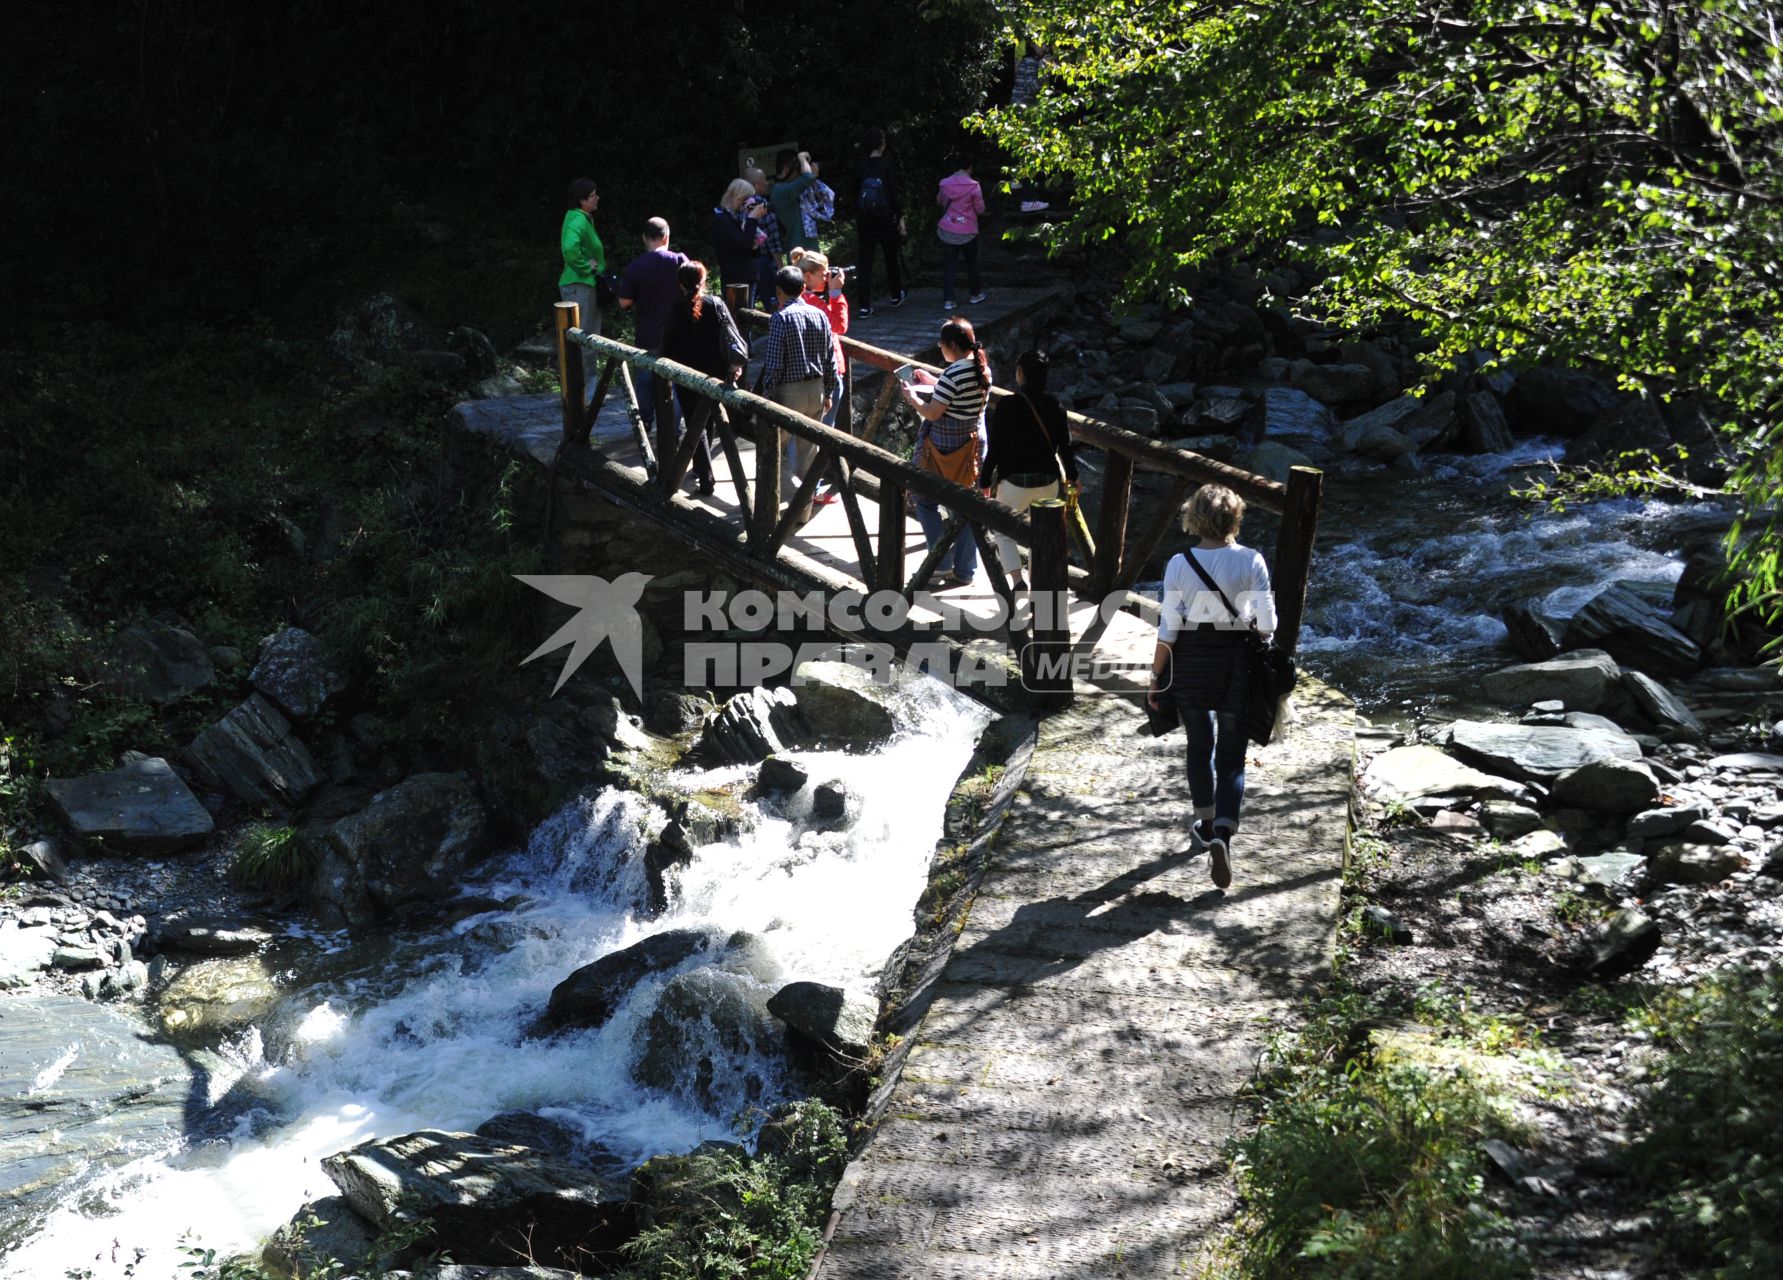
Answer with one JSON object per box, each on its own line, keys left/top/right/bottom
{"left": 653, "top": 375, "right": 678, "bottom": 493}
{"left": 1273, "top": 465, "right": 1324, "bottom": 657}
{"left": 1027, "top": 499, "right": 1072, "bottom": 705}
{"left": 752, "top": 416, "right": 782, "bottom": 551}
{"left": 1090, "top": 451, "right": 1134, "bottom": 599}
{"left": 877, "top": 482, "right": 905, "bottom": 590}
{"left": 554, "top": 302, "right": 585, "bottom": 445}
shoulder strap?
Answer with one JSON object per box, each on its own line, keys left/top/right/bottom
{"left": 1184, "top": 548, "right": 1250, "bottom": 628}
{"left": 1018, "top": 392, "right": 1070, "bottom": 486}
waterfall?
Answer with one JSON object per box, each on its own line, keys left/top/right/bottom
{"left": 0, "top": 679, "right": 990, "bottom": 1278}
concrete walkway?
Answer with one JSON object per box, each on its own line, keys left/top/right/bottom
{"left": 817, "top": 680, "right": 1356, "bottom": 1278}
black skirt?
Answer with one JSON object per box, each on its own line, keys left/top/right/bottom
{"left": 1170, "top": 627, "right": 1250, "bottom": 715}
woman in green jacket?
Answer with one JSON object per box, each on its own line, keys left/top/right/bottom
{"left": 559, "top": 178, "right": 605, "bottom": 336}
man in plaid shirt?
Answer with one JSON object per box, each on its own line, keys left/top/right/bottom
{"left": 761, "top": 264, "right": 838, "bottom": 525}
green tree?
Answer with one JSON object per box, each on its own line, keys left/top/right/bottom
{"left": 975, "top": 0, "right": 1783, "bottom": 636}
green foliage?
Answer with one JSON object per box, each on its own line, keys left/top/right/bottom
{"left": 1631, "top": 965, "right": 1783, "bottom": 1276}
{"left": 976, "top": 0, "right": 1783, "bottom": 630}
{"left": 615, "top": 1101, "right": 849, "bottom": 1280}
{"left": 1229, "top": 985, "right": 1526, "bottom": 1279}
{"left": 228, "top": 824, "right": 318, "bottom": 892}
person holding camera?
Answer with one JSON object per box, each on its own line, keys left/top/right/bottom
{"left": 792, "top": 248, "right": 849, "bottom": 424}
{"left": 712, "top": 178, "right": 768, "bottom": 309}
{"left": 769, "top": 148, "right": 819, "bottom": 253}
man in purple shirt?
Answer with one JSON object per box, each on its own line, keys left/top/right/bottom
{"left": 618, "top": 217, "right": 690, "bottom": 435}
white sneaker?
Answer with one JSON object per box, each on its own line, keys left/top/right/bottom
{"left": 968, "top": 290, "right": 989, "bottom": 305}
{"left": 942, "top": 300, "right": 956, "bottom": 311}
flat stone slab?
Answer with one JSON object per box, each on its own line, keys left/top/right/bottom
{"left": 44, "top": 756, "right": 215, "bottom": 853}
{"left": 818, "top": 679, "right": 1354, "bottom": 1278}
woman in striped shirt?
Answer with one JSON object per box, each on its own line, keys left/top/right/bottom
{"left": 900, "top": 318, "right": 990, "bottom": 586}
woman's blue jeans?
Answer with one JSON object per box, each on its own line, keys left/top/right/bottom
{"left": 913, "top": 497, "right": 978, "bottom": 581}
{"left": 1183, "top": 709, "right": 1246, "bottom": 831}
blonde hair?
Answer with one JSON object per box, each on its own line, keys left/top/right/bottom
{"left": 721, "top": 178, "right": 755, "bottom": 212}
{"left": 1181, "top": 484, "right": 1245, "bottom": 541}
{"left": 790, "top": 246, "right": 829, "bottom": 275}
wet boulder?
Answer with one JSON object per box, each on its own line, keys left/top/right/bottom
{"left": 791, "top": 660, "right": 899, "bottom": 749}
{"left": 757, "top": 755, "right": 809, "bottom": 793}
{"left": 250, "top": 627, "right": 347, "bottom": 720}
{"left": 0, "top": 997, "right": 193, "bottom": 1210}
{"left": 99, "top": 620, "right": 216, "bottom": 704}
{"left": 185, "top": 693, "right": 323, "bottom": 808}
{"left": 45, "top": 756, "right": 214, "bottom": 853}
{"left": 261, "top": 1195, "right": 379, "bottom": 1280}
{"left": 1458, "top": 392, "right": 1514, "bottom": 454}
{"left": 313, "top": 773, "right": 489, "bottom": 928}
{"left": 321, "top": 1129, "right": 629, "bottom": 1268}
{"left": 768, "top": 980, "right": 877, "bottom": 1057}
{"left": 1440, "top": 720, "right": 1642, "bottom": 784}
{"left": 1563, "top": 585, "right": 1701, "bottom": 678}
{"left": 1501, "top": 601, "right": 1567, "bottom": 662}
{"left": 156, "top": 955, "right": 282, "bottom": 1047}
{"left": 692, "top": 686, "right": 813, "bottom": 764}
{"left": 1479, "top": 649, "right": 1621, "bottom": 713}
{"left": 1510, "top": 365, "right": 1617, "bottom": 436}
{"left": 157, "top": 914, "right": 278, "bottom": 957}
{"left": 634, "top": 969, "right": 784, "bottom": 1114}
{"left": 536, "top": 928, "right": 719, "bottom": 1034}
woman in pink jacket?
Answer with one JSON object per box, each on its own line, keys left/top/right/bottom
{"left": 936, "top": 156, "right": 988, "bottom": 311}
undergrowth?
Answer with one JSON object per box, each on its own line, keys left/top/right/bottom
{"left": 612, "top": 1100, "right": 849, "bottom": 1280}
{"left": 227, "top": 824, "right": 317, "bottom": 892}
{"left": 1630, "top": 965, "right": 1783, "bottom": 1277}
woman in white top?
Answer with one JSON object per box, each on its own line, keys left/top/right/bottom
{"left": 1147, "top": 484, "right": 1277, "bottom": 889}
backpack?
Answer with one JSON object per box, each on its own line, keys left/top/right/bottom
{"left": 858, "top": 174, "right": 890, "bottom": 218}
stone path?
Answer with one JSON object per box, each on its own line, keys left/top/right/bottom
{"left": 816, "top": 679, "right": 1356, "bottom": 1278}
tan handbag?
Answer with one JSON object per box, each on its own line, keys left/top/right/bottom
{"left": 920, "top": 434, "right": 979, "bottom": 489}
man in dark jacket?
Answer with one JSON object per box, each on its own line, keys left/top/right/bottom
{"left": 854, "top": 127, "right": 906, "bottom": 317}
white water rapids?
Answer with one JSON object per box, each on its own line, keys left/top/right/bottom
{"left": 1, "top": 676, "right": 989, "bottom": 1279}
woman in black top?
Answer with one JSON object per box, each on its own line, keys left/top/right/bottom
{"left": 662, "top": 260, "right": 747, "bottom": 495}
{"left": 981, "top": 349, "right": 1078, "bottom": 590}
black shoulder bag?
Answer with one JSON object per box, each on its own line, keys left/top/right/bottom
{"left": 1183, "top": 549, "right": 1299, "bottom": 745}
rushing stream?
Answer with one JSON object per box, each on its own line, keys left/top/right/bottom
{"left": 0, "top": 679, "right": 989, "bottom": 1277}
{"left": 1288, "top": 439, "right": 1734, "bottom": 716}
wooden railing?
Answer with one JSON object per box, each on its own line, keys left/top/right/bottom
{"left": 552, "top": 298, "right": 1322, "bottom": 671}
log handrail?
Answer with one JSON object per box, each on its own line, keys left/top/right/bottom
{"left": 553, "top": 301, "right": 1323, "bottom": 661}
{"left": 736, "top": 311, "right": 1289, "bottom": 513}
{"left": 563, "top": 319, "right": 1032, "bottom": 543}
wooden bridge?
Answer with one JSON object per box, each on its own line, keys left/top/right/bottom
{"left": 461, "top": 296, "right": 1325, "bottom": 703}
{"left": 450, "top": 289, "right": 1349, "bottom": 1274}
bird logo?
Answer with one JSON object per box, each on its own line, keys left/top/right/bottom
{"left": 514, "top": 573, "right": 653, "bottom": 697}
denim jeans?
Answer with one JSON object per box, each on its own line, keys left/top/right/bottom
{"left": 940, "top": 236, "right": 980, "bottom": 303}
{"left": 914, "top": 497, "right": 978, "bottom": 581}
{"left": 1182, "top": 709, "right": 1247, "bottom": 831}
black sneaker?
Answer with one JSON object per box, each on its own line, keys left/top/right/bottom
{"left": 1208, "top": 829, "right": 1233, "bottom": 889}
{"left": 890, "top": 290, "right": 908, "bottom": 308}
{"left": 1188, "top": 820, "right": 1216, "bottom": 855}
{"left": 857, "top": 306, "right": 875, "bottom": 317}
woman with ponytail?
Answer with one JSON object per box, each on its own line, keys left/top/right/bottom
{"left": 899, "top": 316, "right": 991, "bottom": 587}
{"left": 662, "top": 260, "right": 748, "bottom": 495}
